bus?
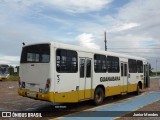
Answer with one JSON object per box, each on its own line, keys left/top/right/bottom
{"left": 18, "top": 42, "right": 150, "bottom": 105}
{"left": 0, "top": 64, "right": 10, "bottom": 80}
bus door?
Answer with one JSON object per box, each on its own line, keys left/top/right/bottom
{"left": 144, "top": 65, "right": 147, "bottom": 88}
{"left": 79, "top": 58, "right": 92, "bottom": 100}
{"left": 121, "top": 62, "right": 128, "bottom": 93}
{"left": 144, "top": 64, "right": 150, "bottom": 88}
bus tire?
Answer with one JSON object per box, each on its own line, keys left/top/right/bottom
{"left": 94, "top": 87, "right": 104, "bottom": 105}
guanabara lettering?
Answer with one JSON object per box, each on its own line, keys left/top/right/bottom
{"left": 100, "top": 76, "right": 120, "bottom": 82}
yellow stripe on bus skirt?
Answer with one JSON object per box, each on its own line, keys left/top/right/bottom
{"left": 18, "top": 83, "right": 144, "bottom": 103}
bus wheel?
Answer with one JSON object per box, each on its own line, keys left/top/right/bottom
{"left": 94, "top": 87, "right": 104, "bottom": 105}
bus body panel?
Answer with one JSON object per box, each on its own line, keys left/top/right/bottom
{"left": 19, "top": 44, "right": 51, "bottom": 93}
{"left": 18, "top": 42, "right": 149, "bottom": 103}
{"left": 20, "top": 63, "right": 50, "bottom": 92}
{"left": 54, "top": 47, "right": 79, "bottom": 102}
{"left": 93, "top": 72, "right": 121, "bottom": 96}
{"left": 54, "top": 72, "right": 79, "bottom": 102}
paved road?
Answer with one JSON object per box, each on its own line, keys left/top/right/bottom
{"left": 58, "top": 91, "right": 160, "bottom": 120}
{"left": 0, "top": 79, "right": 160, "bottom": 120}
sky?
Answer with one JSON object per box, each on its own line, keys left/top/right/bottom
{"left": 0, "top": 0, "right": 160, "bottom": 71}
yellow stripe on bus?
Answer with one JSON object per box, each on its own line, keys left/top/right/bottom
{"left": 18, "top": 83, "right": 144, "bottom": 103}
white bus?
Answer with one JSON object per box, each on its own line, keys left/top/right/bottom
{"left": 18, "top": 42, "right": 150, "bottom": 105}
{"left": 0, "top": 64, "right": 10, "bottom": 80}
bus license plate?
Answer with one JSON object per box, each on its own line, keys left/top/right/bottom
{"left": 27, "top": 92, "right": 36, "bottom": 98}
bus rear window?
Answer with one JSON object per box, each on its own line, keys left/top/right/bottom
{"left": 20, "top": 44, "right": 50, "bottom": 63}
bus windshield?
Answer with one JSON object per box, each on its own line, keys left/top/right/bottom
{"left": 0, "top": 64, "right": 9, "bottom": 75}
{"left": 20, "top": 44, "right": 50, "bottom": 63}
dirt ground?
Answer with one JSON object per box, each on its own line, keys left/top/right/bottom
{"left": 0, "top": 81, "right": 49, "bottom": 111}
{"left": 0, "top": 79, "right": 160, "bottom": 120}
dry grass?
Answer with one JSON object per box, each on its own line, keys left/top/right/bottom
{"left": 8, "top": 75, "right": 20, "bottom": 81}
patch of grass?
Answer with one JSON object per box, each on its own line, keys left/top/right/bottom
{"left": 8, "top": 75, "right": 20, "bottom": 81}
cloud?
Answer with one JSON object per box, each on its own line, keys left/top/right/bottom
{"left": 107, "top": 23, "right": 140, "bottom": 33}
{"left": 0, "top": 0, "right": 160, "bottom": 70}
{"left": 0, "top": 20, "right": 53, "bottom": 56}
{"left": 74, "top": 0, "right": 160, "bottom": 71}
{"left": 77, "top": 0, "right": 160, "bottom": 51}
{"left": 0, "top": 55, "right": 19, "bottom": 66}
{"left": 76, "top": 33, "right": 100, "bottom": 49}
{"left": 1, "top": 0, "right": 113, "bottom": 13}
{"left": 108, "top": 0, "right": 160, "bottom": 55}
{"left": 44, "top": 0, "right": 113, "bottom": 13}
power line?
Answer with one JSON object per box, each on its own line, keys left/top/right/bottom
{"left": 109, "top": 50, "right": 159, "bottom": 54}
{"left": 111, "top": 51, "right": 159, "bottom": 53}
{"left": 156, "top": 59, "right": 158, "bottom": 77}
{"left": 108, "top": 48, "right": 160, "bottom": 49}
{"left": 109, "top": 51, "right": 160, "bottom": 58}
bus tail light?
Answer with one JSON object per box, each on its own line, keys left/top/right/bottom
{"left": 45, "top": 79, "right": 51, "bottom": 93}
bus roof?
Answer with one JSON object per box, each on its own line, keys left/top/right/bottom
{"left": 23, "top": 41, "right": 147, "bottom": 61}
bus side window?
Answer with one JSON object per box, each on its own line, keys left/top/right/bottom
{"left": 80, "top": 59, "right": 85, "bottom": 78}
{"left": 128, "top": 59, "right": 137, "bottom": 73}
{"left": 124, "top": 64, "right": 127, "bottom": 76}
{"left": 94, "top": 54, "right": 107, "bottom": 73}
{"left": 137, "top": 60, "right": 143, "bottom": 73}
{"left": 86, "top": 59, "right": 91, "bottom": 77}
{"left": 56, "top": 49, "right": 78, "bottom": 73}
{"left": 121, "top": 63, "right": 123, "bottom": 76}
{"left": 107, "top": 56, "right": 119, "bottom": 73}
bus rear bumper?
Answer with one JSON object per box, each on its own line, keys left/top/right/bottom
{"left": 0, "top": 77, "right": 9, "bottom": 80}
{"left": 18, "top": 89, "right": 54, "bottom": 102}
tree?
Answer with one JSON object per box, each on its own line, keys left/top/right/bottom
{"left": 9, "top": 66, "right": 19, "bottom": 75}
{"left": 149, "top": 64, "right": 153, "bottom": 76}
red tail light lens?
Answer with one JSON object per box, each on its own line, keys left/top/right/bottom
{"left": 45, "top": 79, "right": 51, "bottom": 93}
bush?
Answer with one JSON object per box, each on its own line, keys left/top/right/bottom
{"left": 8, "top": 75, "right": 20, "bottom": 81}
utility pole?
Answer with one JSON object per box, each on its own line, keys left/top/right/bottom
{"left": 156, "top": 59, "right": 158, "bottom": 77}
{"left": 156, "top": 59, "right": 160, "bottom": 88}
{"left": 104, "top": 31, "right": 107, "bottom": 51}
